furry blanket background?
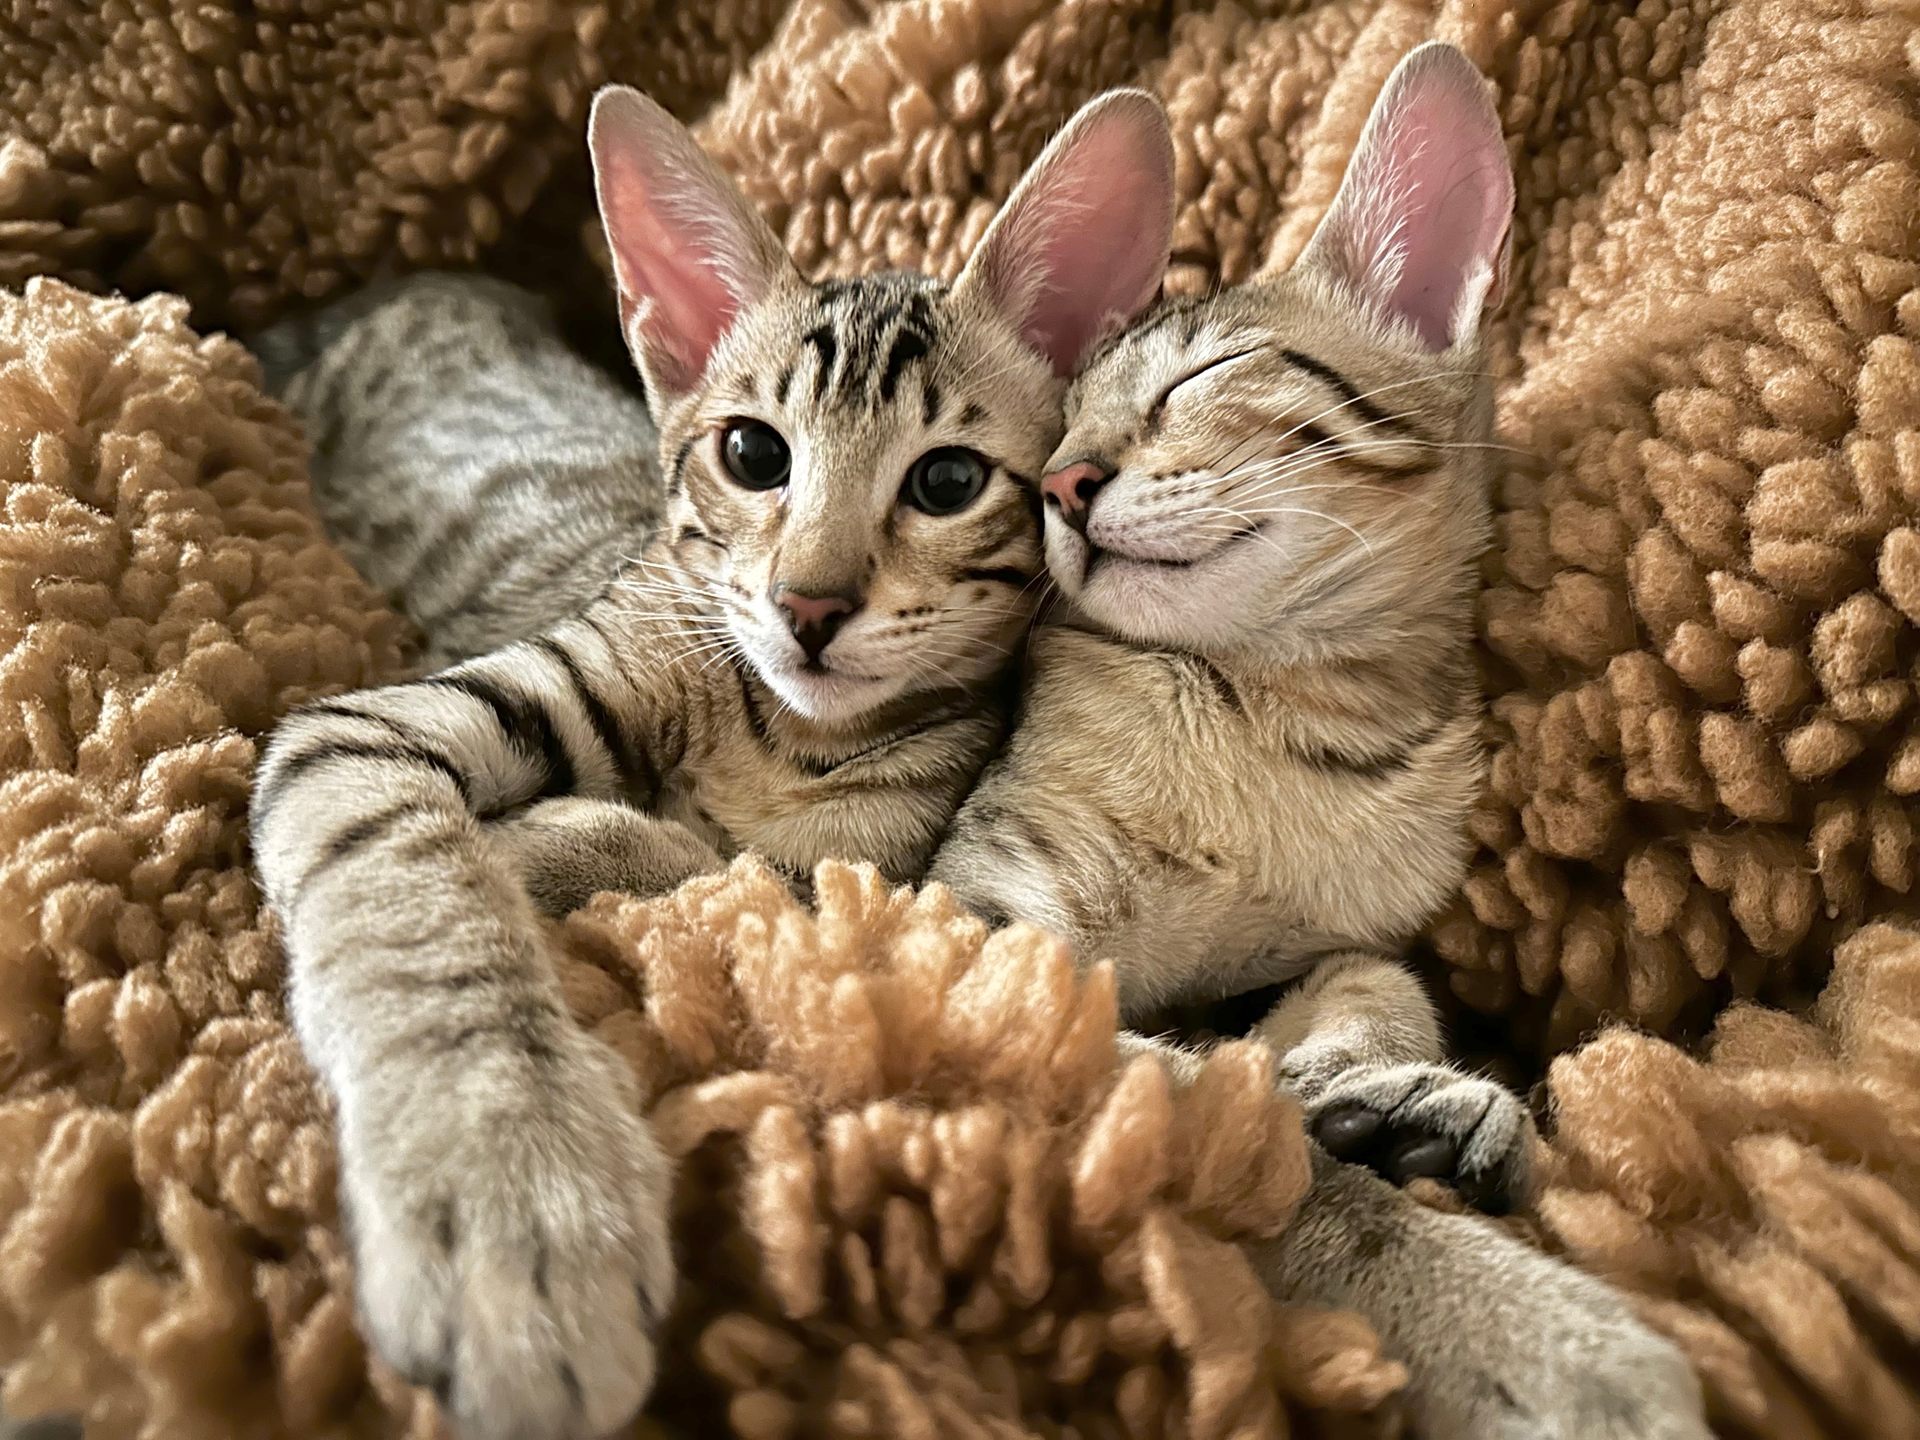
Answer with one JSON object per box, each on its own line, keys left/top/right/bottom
{"left": 2, "top": 0, "right": 1918, "bottom": 1435}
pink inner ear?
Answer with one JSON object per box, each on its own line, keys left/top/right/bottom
{"left": 597, "top": 150, "right": 746, "bottom": 394}
{"left": 1381, "top": 94, "right": 1510, "bottom": 349}
{"left": 990, "top": 102, "right": 1173, "bottom": 375}
{"left": 1327, "top": 50, "right": 1513, "bottom": 351}
{"left": 1022, "top": 154, "right": 1168, "bottom": 372}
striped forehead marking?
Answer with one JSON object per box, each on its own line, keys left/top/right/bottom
{"left": 797, "top": 273, "right": 948, "bottom": 417}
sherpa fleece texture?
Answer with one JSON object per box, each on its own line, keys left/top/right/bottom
{"left": 1, "top": 0, "right": 1917, "bottom": 1436}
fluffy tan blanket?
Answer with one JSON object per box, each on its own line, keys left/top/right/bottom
{"left": 2, "top": 1, "right": 1918, "bottom": 1435}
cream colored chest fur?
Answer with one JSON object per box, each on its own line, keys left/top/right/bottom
{"left": 935, "top": 624, "right": 1481, "bottom": 1012}
{"left": 655, "top": 669, "right": 1004, "bottom": 884}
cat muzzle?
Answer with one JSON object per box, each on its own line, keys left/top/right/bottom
{"left": 1040, "top": 459, "right": 1113, "bottom": 538}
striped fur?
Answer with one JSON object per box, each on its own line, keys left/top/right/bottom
{"left": 934, "top": 251, "right": 1709, "bottom": 1440}
{"left": 260, "top": 273, "right": 665, "bottom": 668}
{"left": 929, "top": 260, "right": 1515, "bottom": 1186}
{"left": 931, "top": 44, "right": 1705, "bottom": 1440}
{"left": 249, "top": 88, "right": 1175, "bottom": 1440}
{"left": 251, "top": 271, "right": 1050, "bottom": 1440}
{"left": 932, "top": 271, "right": 1495, "bottom": 1024}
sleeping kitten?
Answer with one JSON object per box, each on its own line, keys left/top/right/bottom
{"left": 933, "top": 42, "right": 1518, "bottom": 1204}
{"left": 930, "top": 44, "right": 1707, "bottom": 1439}
{"left": 248, "top": 90, "right": 1175, "bottom": 1440}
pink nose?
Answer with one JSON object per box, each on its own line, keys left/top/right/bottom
{"left": 777, "top": 591, "right": 854, "bottom": 628}
{"left": 1040, "top": 460, "right": 1112, "bottom": 536}
{"left": 773, "top": 585, "right": 861, "bottom": 662}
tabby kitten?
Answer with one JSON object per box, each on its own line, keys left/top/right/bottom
{"left": 255, "top": 271, "right": 665, "bottom": 670}
{"left": 931, "top": 44, "right": 1707, "bottom": 1439}
{"left": 932, "top": 41, "right": 1523, "bottom": 1199}
{"left": 249, "top": 89, "right": 1175, "bottom": 1440}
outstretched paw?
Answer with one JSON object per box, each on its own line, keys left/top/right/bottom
{"left": 1308, "top": 1062, "right": 1532, "bottom": 1214}
{"left": 345, "top": 1035, "right": 675, "bottom": 1440}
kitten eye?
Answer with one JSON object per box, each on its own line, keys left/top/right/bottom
{"left": 721, "top": 419, "right": 791, "bottom": 490}
{"left": 1148, "top": 346, "right": 1262, "bottom": 425}
{"left": 903, "top": 447, "right": 989, "bottom": 515}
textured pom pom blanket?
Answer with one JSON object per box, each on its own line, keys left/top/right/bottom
{"left": 2, "top": 0, "right": 1918, "bottom": 1436}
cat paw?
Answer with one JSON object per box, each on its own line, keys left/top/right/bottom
{"left": 488, "top": 796, "right": 725, "bottom": 915}
{"left": 343, "top": 1036, "right": 675, "bottom": 1440}
{"left": 1434, "top": 1247, "right": 1709, "bottom": 1440}
{"left": 1307, "top": 1061, "right": 1532, "bottom": 1213}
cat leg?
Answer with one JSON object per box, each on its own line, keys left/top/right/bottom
{"left": 253, "top": 649, "right": 678, "bottom": 1440}
{"left": 1253, "top": 951, "right": 1533, "bottom": 1214}
{"left": 1117, "top": 1034, "right": 1706, "bottom": 1440}
{"left": 488, "top": 797, "right": 726, "bottom": 916}
{"left": 1256, "top": 1148, "right": 1708, "bottom": 1440}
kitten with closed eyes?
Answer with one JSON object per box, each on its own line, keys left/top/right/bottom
{"left": 249, "top": 89, "right": 1177, "bottom": 1440}
{"left": 257, "top": 54, "right": 1705, "bottom": 1440}
{"left": 929, "top": 44, "right": 1708, "bottom": 1440}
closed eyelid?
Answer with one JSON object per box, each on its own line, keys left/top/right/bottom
{"left": 1146, "top": 346, "right": 1263, "bottom": 426}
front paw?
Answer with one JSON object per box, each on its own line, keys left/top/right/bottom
{"left": 344, "top": 1040, "right": 675, "bottom": 1440}
{"left": 1308, "top": 1062, "right": 1532, "bottom": 1214}
{"left": 488, "top": 796, "right": 725, "bottom": 915}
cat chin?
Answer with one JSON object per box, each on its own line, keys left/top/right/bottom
{"left": 1070, "top": 572, "right": 1210, "bottom": 648}
{"left": 754, "top": 659, "right": 912, "bottom": 726}
{"left": 1050, "top": 538, "right": 1243, "bottom": 651}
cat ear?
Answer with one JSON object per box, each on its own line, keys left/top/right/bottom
{"left": 1297, "top": 42, "right": 1513, "bottom": 351}
{"left": 589, "top": 85, "right": 801, "bottom": 397}
{"left": 955, "top": 90, "right": 1176, "bottom": 377}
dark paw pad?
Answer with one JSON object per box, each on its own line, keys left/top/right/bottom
{"left": 1312, "top": 1102, "right": 1470, "bottom": 1190}
{"left": 1308, "top": 1065, "right": 1532, "bottom": 1215}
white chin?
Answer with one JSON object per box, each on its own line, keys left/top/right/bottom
{"left": 1069, "top": 552, "right": 1239, "bottom": 650}
{"left": 1043, "top": 527, "right": 1090, "bottom": 598}
{"left": 758, "top": 661, "right": 905, "bottom": 721}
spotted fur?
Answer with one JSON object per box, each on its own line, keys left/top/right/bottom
{"left": 257, "top": 273, "right": 664, "bottom": 669}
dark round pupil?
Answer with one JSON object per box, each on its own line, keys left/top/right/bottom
{"left": 912, "top": 450, "right": 985, "bottom": 513}
{"left": 725, "top": 422, "right": 789, "bottom": 488}
{"left": 924, "top": 458, "right": 973, "bottom": 502}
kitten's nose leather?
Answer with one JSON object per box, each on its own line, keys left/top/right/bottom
{"left": 774, "top": 585, "right": 860, "bottom": 662}
{"left": 1041, "top": 460, "right": 1113, "bottom": 537}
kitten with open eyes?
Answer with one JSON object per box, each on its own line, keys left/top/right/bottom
{"left": 248, "top": 89, "right": 1176, "bottom": 1440}
{"left": 930, "top": 44, "right": 1708, "bottom": 1439}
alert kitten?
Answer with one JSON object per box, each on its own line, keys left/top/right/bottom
{"left": 930, "top": 43, "right": 1708, "bottom": 1439}
{"left": 248, "top": 89, "right": 1175, "bottom": 1440}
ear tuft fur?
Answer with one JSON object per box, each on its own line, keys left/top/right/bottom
{"left": 589, "top": 86, "right": 801, "bottom": 398}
